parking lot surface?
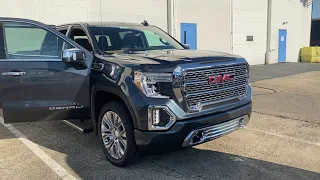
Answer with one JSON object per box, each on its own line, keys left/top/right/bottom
{"left": 1, "top": 63, "right": 320, "bottom": 180}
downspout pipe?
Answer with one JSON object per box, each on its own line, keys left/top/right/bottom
{"left": 265, "top": 0, "right": 272, "bottom": 64}
{"left": 167, "top": 0, "right": 177, "bottom": 38}
{"left": 167, "top": 0, "right": 173, "bottom": 35}
{"left": 230, "top": 0, "right": 234, "bottom": 54}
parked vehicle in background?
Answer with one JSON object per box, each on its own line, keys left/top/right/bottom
{"left": 0, "top": 18, "right": 252, "bottom": 167}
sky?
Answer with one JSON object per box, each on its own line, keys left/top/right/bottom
{"left": 313, "top": 0, "right": 320, "bottom": 19}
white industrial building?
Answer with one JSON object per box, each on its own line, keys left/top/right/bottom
{"left": 0, "top": 0, "right": 313, "bottom": 65}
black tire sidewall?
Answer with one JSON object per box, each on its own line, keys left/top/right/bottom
{"left": 98, "top": 101, "right": 138, "bottom": 167}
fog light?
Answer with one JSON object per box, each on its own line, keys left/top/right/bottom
{"left": 148, "top": 106, "right": 176, "bottom": 131}
{"left": 152, "top": 109, "right": 160, "bottom": 125}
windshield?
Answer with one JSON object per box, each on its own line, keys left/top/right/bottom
{"left": 89, "top": 26, "right": 184, "bottom": 53}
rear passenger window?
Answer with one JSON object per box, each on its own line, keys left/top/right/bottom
{"left": 70, "top": 28, "right": 93, "bottom": 52}
{"left": 4, "top": 22, "right": 73, "bottom": 59}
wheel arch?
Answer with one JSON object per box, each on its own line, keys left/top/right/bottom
{"left": 91, "top": 85, "right": 139, "bottom": 134}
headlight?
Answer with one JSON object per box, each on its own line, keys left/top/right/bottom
{"left": 134, "top": 71, "right": 172, "bottom": 98}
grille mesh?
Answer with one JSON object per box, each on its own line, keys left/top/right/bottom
{"left": 182, "top": 64, "right": 248, "bottom": 108}
{"left": 184, "top": 64, "right": 248, "bottom": 82}
{"left": 184, "top": 76, "right": 247, "bottom": 93}
{"left": 186, "top": 85, "right": 247, "bottom": 106}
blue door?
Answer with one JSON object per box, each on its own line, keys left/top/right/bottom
{"left": 278, "top": 30, "right": 287, "bottom": 63}
{"left": 180, "top": 23, "right": 197, "bottom": 49}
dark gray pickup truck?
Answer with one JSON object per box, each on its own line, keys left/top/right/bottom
{"left": 0, "top": 17, "right": 252, "bottom": 166}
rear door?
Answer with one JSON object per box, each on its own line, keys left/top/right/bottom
{"left": 0, "top": 19, "right": 93, "bottom": 123}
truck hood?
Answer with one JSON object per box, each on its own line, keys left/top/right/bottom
{"left": 98, "top": 49, "right": 243, "bottom": 72}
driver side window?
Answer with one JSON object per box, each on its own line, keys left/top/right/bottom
{"left": 4, "top": 22, "right": 73, "bottom": 60}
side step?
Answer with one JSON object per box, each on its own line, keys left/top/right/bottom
{"left": 62, "top": 119, "right": 94, "bottom": 134}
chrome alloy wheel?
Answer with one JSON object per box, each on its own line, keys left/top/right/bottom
{"left": 101, "top": 111, "right": 127, "bottom": 159}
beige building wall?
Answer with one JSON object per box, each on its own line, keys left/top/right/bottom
{"left": 0, "top": 0, "right": 168, "bottom": 30}
{"left": 269, "top": 0, "right": 312, "bottom": 63}
{"left": 176, "top": 0, "right": 232, "bottom": 53}
{"left": 232, "top": 0, "right": 312, "bottom": 65}
{"left": 0, "top": 0, "right": 312, "bottom": 65}
{"left": 232, "top": 0, "right": 268, "bottom": 65}
{"left": 86, "top": 0, "right": 167, "bottom": 30}
{"left": 0, "top": 0, "right": 88, "bottom": 25}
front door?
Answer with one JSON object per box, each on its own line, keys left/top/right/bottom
{"left": 180, "top": 23, "right": 197, "bottom": 50}
{"left": 0, "top": 20, "right": 93, "bottom": 123}
{"left": 278, "top": 29, "right": 287, "bottom": 63}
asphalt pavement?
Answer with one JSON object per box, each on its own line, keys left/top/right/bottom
{"left": 0, "top": 62, "right": 320, "bottom": 180}
{"left": 250, "top": 62, "right": 320, "bottom": 82}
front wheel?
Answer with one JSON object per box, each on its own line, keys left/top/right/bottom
{"left": 98, "top": 101, "right": 139, "bottom": 167}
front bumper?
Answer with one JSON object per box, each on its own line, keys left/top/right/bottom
{"left": 130, "top": 84, "right": 252, "bottom": 131}
{"left": 134, "top": 103, "right": 252, "bottom": 151}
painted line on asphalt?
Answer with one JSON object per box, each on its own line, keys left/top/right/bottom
{"left": 245, "top": 127, "right": 320, "bottom": 147}
{"left": 0, "top": 118, "right": 78, "bottom": 180}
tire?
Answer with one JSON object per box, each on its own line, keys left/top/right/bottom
{"left": 98, "top": 100, "right": 139, "bottom": 167}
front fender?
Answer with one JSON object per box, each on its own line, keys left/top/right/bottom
{"left": 90, "top": 84, "right": 140, "bottom": 133}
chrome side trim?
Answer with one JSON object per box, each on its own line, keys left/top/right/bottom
{"left": 182, "top": 115, "right": 249, "bottom": 147}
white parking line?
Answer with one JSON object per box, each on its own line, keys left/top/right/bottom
{"left": 0, "top": 118, "right": 78, "bottom": 180}
{"left": 245, "top": 127, "right": 320, "bottom": 147}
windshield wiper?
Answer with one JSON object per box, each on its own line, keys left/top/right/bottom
{"left": 102, "top": 48, "right": 148, "bottom": 56}
{"left": 123, "top": 48, "right": 150, "bottom": 52}
{"left": 103, "top": 50, "right": 123, "bottom": 55}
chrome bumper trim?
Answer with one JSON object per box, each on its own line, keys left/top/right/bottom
{"left": 182, "top": 115, "right": 250, "bottom": 147}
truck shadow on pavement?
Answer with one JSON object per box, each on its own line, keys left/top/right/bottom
{"left": 3, "top": 121, "right": 319, "bottom": 180}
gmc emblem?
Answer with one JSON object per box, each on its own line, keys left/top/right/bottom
{"left": 209, "top": 74, "right": 235, "bottom": 84}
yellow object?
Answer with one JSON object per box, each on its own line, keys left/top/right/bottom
{"left": 300, "top": 47, "right": 320, "bottom": 63}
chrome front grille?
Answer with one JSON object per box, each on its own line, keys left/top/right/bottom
{"left": 184, "top": 75, "right": 248, "bottom": 93}
{"left": 186, "top": 85, "right": 247, "bottom": 106}
{"left": 182, "top": 64, "right": 248, "bottom": 110}
{"left": 184, "top": 64, "right": 248, "bottom": 82}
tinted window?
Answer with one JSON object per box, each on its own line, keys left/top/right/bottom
{"left": 59, "top": 29, "right": 68, "bottom": 35}
{"left": 4, "top": 22, "right": 73, "bottom": 59}
{"left": 70, "top": 28, "right": 92, "bottom": 51}
{"left": 95, "top": 35, "right": 112, "bottom": 47}
{"left": 89, "top": 26, "right": 184, "bottom": 53}
{"left": 144, "top": 30, "right": 170, "bottom": 46}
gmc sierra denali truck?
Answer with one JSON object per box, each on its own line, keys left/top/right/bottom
{"left": 0, "top": 18, "right": 252, "bottom": 167}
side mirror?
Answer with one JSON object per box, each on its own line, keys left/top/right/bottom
{"left": 62, "top": 48, "right": 87, "bottom": 68}
{"left": 183, "top": 44, "right": 191, "bottom": 49}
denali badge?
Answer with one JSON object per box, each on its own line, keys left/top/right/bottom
{"left": 209, "top": 73, "right": 235, "bottom": 84}
{"left": 49, "top": 105, "right": 84, "bottom": 110}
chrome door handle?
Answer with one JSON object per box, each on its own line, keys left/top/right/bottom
{"left": 2, "top": 72, "right": 26, "bottom": 76}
